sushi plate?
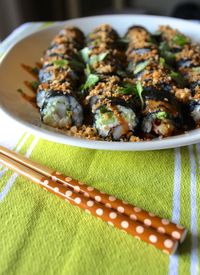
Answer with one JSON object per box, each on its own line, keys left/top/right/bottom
{"left": 0, "top": 14, "right": 200, "bottom": 151}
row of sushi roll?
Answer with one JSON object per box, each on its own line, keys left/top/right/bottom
{"left": 35, "top": 24, "right": 200, "bottom": 141}
{"left": 81, "top": 24, "right": 139, "bottom": 140}
{"left": 36, "top": 26, "right": 85, "bottom": 129}
{"left": 124, "top": 26, "right": 185, "bottom": 138}
{"left": 157, "top": 25, "right": 200, "bottom": 125}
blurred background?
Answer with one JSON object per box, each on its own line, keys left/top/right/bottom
{"left": 0, "top": 0, "right": 200, "bottom": 39}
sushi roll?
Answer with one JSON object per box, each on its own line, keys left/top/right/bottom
{"left": 81, "top": 24, "right": 126, "bottom": 77}
{"left": 81, "top": 25, "right": 138, "bottom": 140}
{"left": 39, "top": 82, "right": 83, "bottom": 128}
{"left": 93, "top": 101, "right": 137, "bottom": 140}
{"left": 85, "top": 76, "right": 138, "bottom": 140}
{"left": 158, "top": 26, "right": 200, "bottom": 122}
{"left": 141, "top": 89, "right": 182, "bottom": 137}
{"left": 87, "top": 24, "right": 119, "bottom": 46}
{"left": 39, "top": 26, "right": 85, "bottom": 84}
{"left": 37, "top": 26, "right": 85, "bottom": 129}
{"left": 125, "top": 26, "right": 176, "bottom": 92}
{"left": 158, "top": 26, "right": 190, "bottom": 54}
{"left": 53, "top": 26, "right": 85, "bottom": 49}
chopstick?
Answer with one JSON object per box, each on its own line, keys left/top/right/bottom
{"left": 0, "top": 147, "right": 185, "bottom": 255}
{"left": 0, "top": 146, "right": 187, "bottom": 243}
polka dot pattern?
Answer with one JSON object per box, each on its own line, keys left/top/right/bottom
{"left": 172, "top": 231, "right": 181, "bottom": 239}
{"left": 65, "top": 190, "right": 73, "bottom": 197}
{"left": 130, "top": 214, "right": 137, "bottom": 220}
{"left": 157, "top": 227, "right": 165, "bottom": 234}
{"left": 149, "top": 235, "right": 158, "bottom": 243}
{"left": 109, "top": 212, "right": 117, "bottom": 219}
{"left": 65, "top": 177, "right": 72, "bottom": 182}
{"left": 51, "top": 176, "right": 57, "bottom": 182}
{"left": 144, "top": 219, "right": 152, "bottom": 226}
{"left": 48, "top": 172, "right": 184, "bottom": 254}
{"left": 74, "top": 197, "right": 81, "bottom": 204}
{"left": 54, "top": 187, "right": 59, "bottom": 193}
{"left": 55, "top": 171, "right": 61, "bottom": 175}
{"left": 87, "top": 200, "right": 94, "bottom": 207}
{"left": 52, "top": 172, "right": 185, "bottom": 243}
{"left": 164, "top": 239, "right": 173, "bottom": 248}
{"left": 43, "top": 180, "right": 49, "bottom": 185}
{"left": 162, "top": 219, "right": 170, "bottom": 225}
{"left": 74, "top": 186, "right": 80, "bottom": 192}
{"left": 87, "top": 186, "right": 94, "bottom": 191}
{"left": 121, "top": 221, "right": 129, "bottom": 229}
{"left": 136, "top": 226, "right": 144, "bottom": 234}
{"left": 109, "top": 196, "right": 116, "bottom": 201}
{"left": 95, "top": 196, "right": 101, "bottom": 202}
{"left": 134, "top": 207, "right": 141, "bottom": 213}
{"left": 148, "top": 212, "right": 155, "bottom": 217}
{"left": 96, "top": 208, "right": 103, "bottom": 216}
{"left": 117, "top": 206, "right": 124, "bottom": 213}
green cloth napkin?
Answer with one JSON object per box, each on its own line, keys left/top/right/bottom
{"left": 0, "top": 23, "right": 200, "bottom": 275}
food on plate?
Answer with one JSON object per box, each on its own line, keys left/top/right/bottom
{"left": 33, "top": 24, "right": 200, "bottom": 141}
{"left": 37, "top": 26, "right": 85, "bottom": 128}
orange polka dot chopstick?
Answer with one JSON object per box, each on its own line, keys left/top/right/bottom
{"left": 0, "top": 152, "right": 179, "bottom": 255}
{"left": 0, "top": 146, "right": 187, "bottom": 244}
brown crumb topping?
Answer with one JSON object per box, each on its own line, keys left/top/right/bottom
{"left": 174, "top": 88, "right": 192, "bottom": 103}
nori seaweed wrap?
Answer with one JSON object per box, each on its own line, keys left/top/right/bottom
{"left": 141, "top": 89, "right": 183, "bottom": 137}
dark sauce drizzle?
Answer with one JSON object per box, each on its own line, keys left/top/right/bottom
{"left": 18, "top": 63, "right": 41, "bottom": 107}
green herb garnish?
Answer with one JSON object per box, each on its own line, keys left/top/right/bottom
{"left": 118, "top": 82, "right": 144, "bottom": 108}
{"left": 159, "top": 42, "right": 175, "bottom": 64}
{"left": 90, "top": 38, "right": 101, "bottom": 47}
{"left": 80, "top": 47, "right": 90, "bottom": 63}
{"left": 154, "top": 31, "right": 161, "bottom": 36}
{"left": 159, "top": 57, "right": 166, "bottom": 65}
{"left": 136, "top": 82, "right": 144, "bottom": 108}
{"left": 31, "top": 67, "right": 39, "bottom": 74}
{"left": 159, "top": 41, "right": 170, "bottom": 52}
{"left": 148, "top": 36, "right": 157, "bottom": 44}
{"left": 134, "top": 60, "right": 149, "bottom": 75}
{"left": 101, "top": 112, "right": 115, "bottom": 125}
{"left": 156, "top": 111, "right": 168, "bottom": 120}
{"left": 85, "top": 63, "right": 91, "bottom": 76}
{"left": 116, "top": 70, "right": 127, "bottom": 77}
{"left": 118, "top": 83, "right": 136, "bottom": 95}
{"left": 192, "top": 67, "right": 200, "bottom": 73}
{"left": 53, "top": 59, "right": 68, "bottom": 68}
{"left": 31, "top": 81, "right": 39, "bottom": 90}
{"left": 82, "top": 74, "right": 99, "bottom": 90}
{"left": 99, "top": 106, "right": 108, "bottom": 113}
{"left": 89, "top": 52, "right": 108, "bottom": 65}
{"left": 17, "top": 88, "right": 23, "bottom": 93}
{"left": 172, "top": 34, "right": 189, "bottom": 47}
{"left": 170, "top": 71, "right": 186, "bottom": 86}
{"left": 118, "top": 37, "right": 129, "bottom": 43}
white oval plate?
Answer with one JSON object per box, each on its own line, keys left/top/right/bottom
{"left": 0, "top": 15, "right": 200, "bottom": 151}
